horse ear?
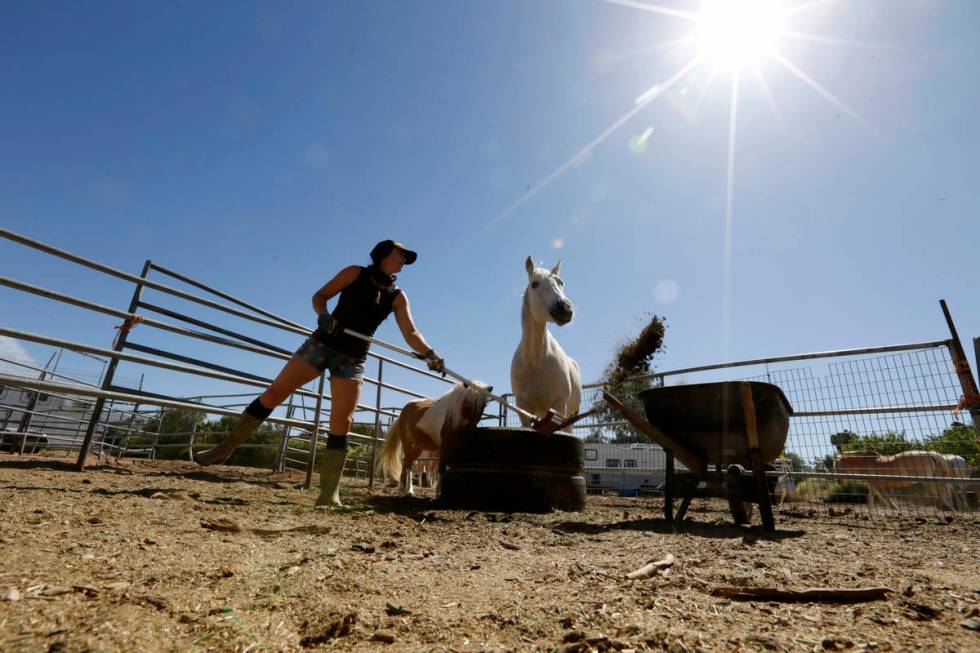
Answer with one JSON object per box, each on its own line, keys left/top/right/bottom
{"left": 525, "top": 256, "right": 534, "bottom": 276}
{"left": 551, "top": 260, "right": 561, "bottom": 276}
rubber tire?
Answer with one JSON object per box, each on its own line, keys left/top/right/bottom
{"left": 437, "top": 465, "right": 586, "bottom": 513}
{"left": 441, "top": 427, "right": 583, "bottom": 475}
{"left": 728, "top": 498, "right": 754, "bottom": 525}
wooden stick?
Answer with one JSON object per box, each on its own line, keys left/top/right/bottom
{"left": 626, "top": 553, "right": 675, "bottom": 580}
{"left": 739, "top": 382, "right": 760, "bottom": 449}
{"left": 711, "top": 586, "right": 893, "bottom": 603}
{"left": 200, "top": 518, "right": 331, "bottom": 537}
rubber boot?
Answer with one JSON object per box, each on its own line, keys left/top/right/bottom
{"left": 315, "top": 447, "right": 348, "bottom": 508}
{"left": 194, "top": 413, "right": 263, "bottom": 466}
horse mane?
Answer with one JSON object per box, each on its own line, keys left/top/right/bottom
{"left": 415, "top": 382, "right": 489, "bottom": 441}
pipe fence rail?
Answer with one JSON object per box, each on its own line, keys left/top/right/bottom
{"left": 3, "top": 228, "right": 979, "bottom": 523}
{"left": 0, "top": 228, "right": 461, "bottom": 489}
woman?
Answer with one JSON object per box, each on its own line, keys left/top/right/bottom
{"left": 195, "top": 240, "right": 445, "bottom": 507}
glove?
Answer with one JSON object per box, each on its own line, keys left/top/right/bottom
{"left": 314, "top": 312, "right": 341, "bottom": 340}
{"left": 423, "top": 349, "right": 445, "bottom": 375}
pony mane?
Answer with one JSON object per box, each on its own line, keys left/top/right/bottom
{"left": 415, "top": 382, "right": 489, "bottom": 442}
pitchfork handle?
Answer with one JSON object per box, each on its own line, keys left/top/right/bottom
{"left": 339, "top": 327, "right": 540, "bottom": 423}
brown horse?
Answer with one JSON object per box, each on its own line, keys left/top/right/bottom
{"left": 377, "top": 382, "right": 489, "bottom": 495}
{"left": 836, "top": 450, "right": 956, "bottom": 510}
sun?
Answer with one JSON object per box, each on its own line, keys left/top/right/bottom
{"left": 695, "top": 0, "right": 786, "bottom": 70}
{"left": 482, "top": 0, "right": 872, "bottom": 234}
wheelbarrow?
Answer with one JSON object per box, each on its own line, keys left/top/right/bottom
{"left": 604, "top": 381, "right": 793, "bottom": 532}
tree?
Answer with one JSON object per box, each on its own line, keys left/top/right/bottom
{"left": 922, "top": 422, "right": 980, "bottom": 467}
{"left": 830, "top": 430, "right": 858, "bottom": 452}
{"left": 841, "top": 431, "right": 914, "bottom": 457}
{"left": 814, "top": 424, "right": 979, "bottom": 470}
{"left": 589, "top": 375, "right": 654, "bottom": 443}
{"left": 812, "top": 454, "right": 836, "bottom": 473}
{"left": 780, "top": 451, "right": 809, "bottom": 472}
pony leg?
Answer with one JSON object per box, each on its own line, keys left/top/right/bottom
{"left": 402, "top": 445, "right": 421, "bottom": 496}
{"left": 867, "top": 484, "right": 891, "bottom": 509}
{"left": 936, "top": 483, "right": 956, "bottom": 511}
{"left": 884, "top": 490, "right": 897, "bottom": 510}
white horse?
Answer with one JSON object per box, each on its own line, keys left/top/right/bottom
{"left": 510, "top": 257, "right": 582, "bottom": 427}
{"left": 377, "top": 382, "right": 489, "bottom": 496}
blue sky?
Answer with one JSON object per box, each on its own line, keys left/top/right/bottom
{"left": 1, "top": 0, "right": 978, "bottom": 414}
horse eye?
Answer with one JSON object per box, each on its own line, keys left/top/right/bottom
{"left": 531, "top": 281, "right": 539, "bottom": 289}
{"left": 555, "top": 278, "right": 564, "bottom": 287}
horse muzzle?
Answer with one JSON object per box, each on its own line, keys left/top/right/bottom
{"left": 551, "top": 301, "right": 574, "bottom": 326}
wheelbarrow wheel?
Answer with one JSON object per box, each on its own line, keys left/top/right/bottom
{"left": 728, "top": 498, "right": 754, "bottom": 525}
{"left": 440, "top": 427, "right": 583, "bottom": 475}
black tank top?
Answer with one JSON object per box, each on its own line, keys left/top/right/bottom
{"left": 321, "top": 266, "right": 402, "bottom": 362}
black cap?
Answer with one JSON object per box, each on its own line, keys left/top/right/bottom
{"left": 370, "top": 240, "right": 417, "bottom": 265}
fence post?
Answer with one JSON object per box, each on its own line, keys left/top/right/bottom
{"left": 275, "top": 397, "right": 294, "bottom": 472}
{"left": 369, "top": 359, "right": 383, "bottom": 489}
{"left": 16, "top": 354, "right": 55, "bottom": 443}
{"left": 303, "top": 373, "right": 327, "bottom": 490}
{"left": 96, "top": 399, "right": 115, "bottom": 460}
{"left": 75, "top": 260, "right": 153, "bottom": 470}
{"left": 940, "top": 300, "right": 980, "bottom": 430}
{"left": 188, "top": 416, "right": 199, "bottom": 462}
{"left": 150, "top": 408, "right": 164, "bottom": 459}
{"left": 974, "top": 337, "right": 979, "bottom": 396}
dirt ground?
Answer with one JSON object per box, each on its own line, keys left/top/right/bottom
{"left": 1, "top": 456, "right": 978, "bottom": 653}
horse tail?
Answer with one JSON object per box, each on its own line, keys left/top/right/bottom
{"left": 376, "top": 415, "right": 405, "bottom": 483}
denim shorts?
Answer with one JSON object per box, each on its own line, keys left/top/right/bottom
{"left": 294, "top": 337, "right": 365, "bottom": 382}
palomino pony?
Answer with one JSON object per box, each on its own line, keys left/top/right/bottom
{"left": 836, "top": 450, "right": 957, "bottom": 511}
{"left": 511, "top": 257, "right": 581, "bottom": 426}
{"left": 941, "top": 454, "right": 970, "bottom": 510}
{"left": 377, "top": 382, "right": 489, "bottom": 495}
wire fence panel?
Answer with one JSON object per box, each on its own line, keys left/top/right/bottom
{"left": 499, "top": 342, "right": 979, "bottom": 520}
